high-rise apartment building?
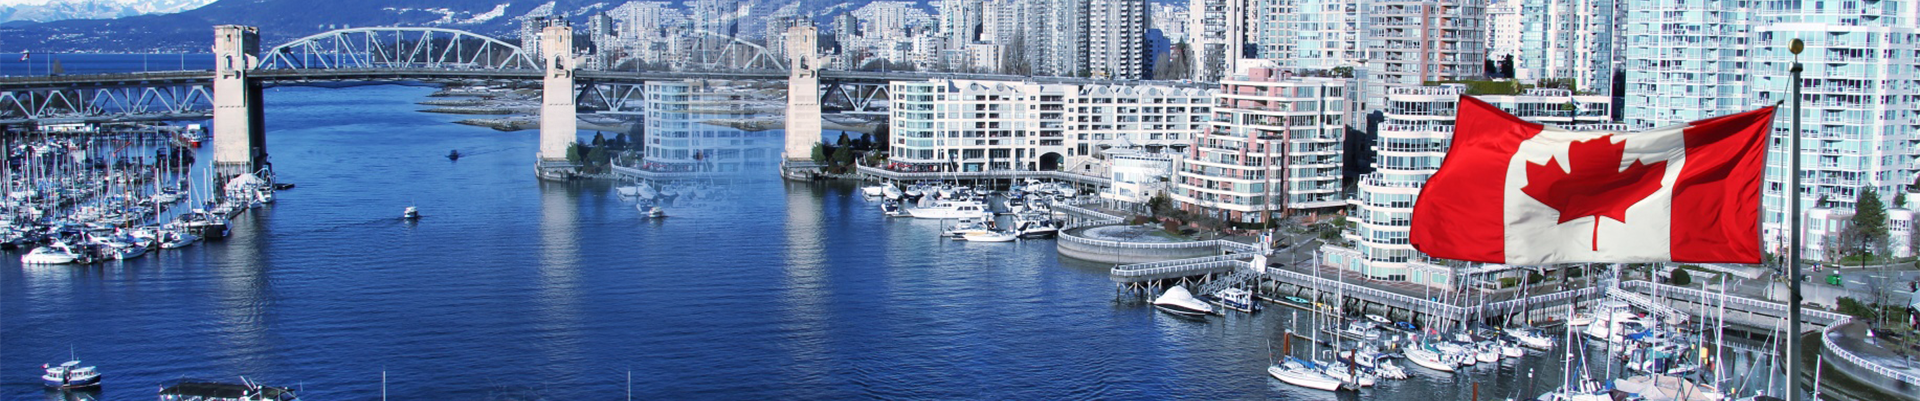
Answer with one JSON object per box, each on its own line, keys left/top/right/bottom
{"left": 1486, "top": 0, "right": 1522, "bottom": 59}
{"left": 1517, "top": 0, "right": 1622, "bottom": 94}
{"left": 638, "top": 80, "right": 782, "bottom": 173}
{"left": 1366, "top": 0, "right": 1487, "bottom": 87}
{"left": 1325, "top": 85, "right": 1613, "bottom": 284}
{"left": 1188, "top": 0, "right": 1238, "bottom": 82}
{"left": 1749, "top": 0, "right": 1920, "bottom": 249}
{"left": 1087, "top": 0, "right": 1152, "bottom": 79}
{"left": 1621, "top": 0, "right": 1752, "bottom": 128}
{"left": 1172, "top": 68, "right": 1347, "bottom": 222}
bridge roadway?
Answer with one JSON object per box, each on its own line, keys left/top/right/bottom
{"left": 0, "top": 68, "right": 1209, "bottom": 91}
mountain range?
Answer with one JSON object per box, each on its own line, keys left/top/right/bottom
{"left": 0, "top": 0, "right": 215, "bottom": 23}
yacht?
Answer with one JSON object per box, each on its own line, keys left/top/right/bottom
{"left": 1013, "top": 218, "right": 1059, "bottom": 239}
{"left": 1151, "top": 285, "right": 1213, "bottom": 316}
{"left": 882, "top": 185, "right": 904, "bottom": 201}
{"left": 906, "top": 201, "right": 989, "bottom": 220}
{"left": 1321, "top": 360, "right": 1376, "bottom": 388}
{"left": 158, "top": 229, "right": 201, "bottom": 249}
{"left": 1475, "top": 343, "right": 1501, "bottom": 363}
{"left": 860, "top": 185, "right": 887, "bottom": 197}
{"left": 41, "top": 360, "right": 100, "bottom": 389}
{"left": 1268, "top": 357, "right": 1345, "bottom": 391}
{"left": 1501, "top": 341, "right": 1526, "bottom": 358}
{"left": 21, "top": 243, "right": 79, "bottom": 264}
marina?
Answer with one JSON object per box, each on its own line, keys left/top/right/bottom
{"left": 1, "top": 57, "right": 1904, "bottom": 400}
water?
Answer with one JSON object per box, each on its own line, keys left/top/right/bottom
{"left": 0, "top": 53, "right": 213, "bottom": 77}
{"left": 0, "top": 56, "right": 1791, "bottom": 400}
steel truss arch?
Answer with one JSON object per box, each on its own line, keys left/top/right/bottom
{"left": 260, "top": 27, "right": 538, "bottom": 71}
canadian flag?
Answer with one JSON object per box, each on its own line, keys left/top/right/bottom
{"left": 1409, "top": 96, "right": 1776, "bottom": 265}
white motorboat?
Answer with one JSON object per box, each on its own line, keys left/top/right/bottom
{"left": 1374, "top": 359, "right": 1409, "bottom": 380}
{"left": 943, "top": 218, "right": 992, "bottom": 237}
{"left": 1210, "top": 287, "right": 1259, "bottom": 313}
{"left": 1014, "top": 219, "right": 1059, "bottom": 239}
{"left": 882, "top": 185, "right": 904, "bottom": 200}
{"left": 961, "top": 230, "right": 1019, "bottom": 242}
{"left": 41, "top": 360, "right": 100, "bottom": 389}
{"left": 1509, "top": 327, "right": 1557, "bottom": 349}
{"left": 158, "top": 230, "right": 201, "bottom": 249}
{"left": 860, "top": 185, "right": 886, "bottom": 197}
{"left": 615, "top": 185, "right": 642, "bottom": 197}
{"left": 1476, "top": 344, "right": 1501, "bottom": 363}
{"left": 639, "top": 205, "right": 668, "bottom": 219}
{"left": 21, "top": 244, "right": 79, "bottom": 264}
{"left": 403, "top": 206, "right": 421, "bottom": 220}
{"left": 1151, "top": 285, "right": 1213, "bottom": 316}
{"left": 906, "top": 200, "right": 989, "bottom": 220}
{"left": 1502, "top": 341, "right": 1525, "bottom": 358}
{"left": 1404, "top": 346, "right": 1455, "bottom": 372}
{"left": 879, "top": 201, "right": 909, "bottom": 217}
{"left": 1365, "top": 314, "right": 1391, "bottom": 324}
{"left": 1268, "top": 357, "right": 1345, "bottom": 391}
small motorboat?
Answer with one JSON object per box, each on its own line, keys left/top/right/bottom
{"left": 640, "top": 205, "right": 668, "bottom": 219}
{"left": 1284, "top": 296, "right": 1312, "bottom": 306}
{"left": 1394, "top": 321, "right": 1419, "bottom": 332}
{"left": 961, "top": 230, "right": 1019, "bottom": 242}
{"left": 41, "top": 360, "right": 100, "bottom": 389}
{"left": 1151, "top": 285, "right": 1213, "bottom": 316}
{"left": 1501, "top": 341, "right": 1525, "bottom": 358}
{"left": 403, "top": 206, "right": 421, "bottom": 220}
{"left": 158, "top": 229, "right": 201, "bottom": 249}
{"left": 1475, "top": 343, "right": 1501, "bottom": 363}
{"left": 1365, "top": 314, "right": 1391, "bottom": 324}
{"left": 943, "top": 218, "right": 992, "bottom": 237}
{"left": 860, "top": 185, "right": 886, "bottom": 197}
{"left": 448, "top": 150, "right": 462, "bottom": 161}
{"left": 1508, "top": 327, "right": 1557, "bottom": 349}
{"left": 1210, "top": 287, "right": 1259, "bottom": 313}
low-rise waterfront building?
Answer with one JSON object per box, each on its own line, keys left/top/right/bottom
{"left": 885, "top": 79, "right": 1214, "bottom": 173}
{"left": 1101, "top": 150, "right": 1176, "bottom": 204}
{"left": 1323, "top": 85, "right": 1612, "bottom": 286}
{"left": 1170, "top": 68, "right": 1347, "bottom": 224}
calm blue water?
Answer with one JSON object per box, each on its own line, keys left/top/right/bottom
{"left": 0, "top": 56, "right": 1790, "bottom": 400}
{"left": 0, "top": 53, "right": 213, "bottom": 77}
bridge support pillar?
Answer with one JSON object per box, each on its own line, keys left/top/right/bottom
{"left": 212, "top": 25, "right": 265, "bottom": 190}
{"left": 782, "top": 25, "right": 822, "bottom": 169}
{"left": 536, "top": 24, "right": 579, "bottom": 180}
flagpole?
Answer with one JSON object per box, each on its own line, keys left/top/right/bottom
{"left": 1786, "top": 38, "right": 1806, "bottom": 401}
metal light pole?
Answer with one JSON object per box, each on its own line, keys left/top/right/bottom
{"left": 1786, "top": 37, "right": 1806, "bottom": 401}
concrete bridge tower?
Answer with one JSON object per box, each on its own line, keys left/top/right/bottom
{"left": 537, "top": 24, "right": 579, "bottom": 176}
{"left": 211, "top": 25, "right": 265, "bottom": 181}
{"left": 783, "top": 25, "right": 822, "bottom": 164}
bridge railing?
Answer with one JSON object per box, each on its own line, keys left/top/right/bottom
{"left": 1821, "top": 317, "right": 1920, "bottom": 388}
{"left": 1111, "top": 257, "right": 1252, "bottom": 279}
{"left": 1618, "top": 280, "right": 1849, "bottom": 324}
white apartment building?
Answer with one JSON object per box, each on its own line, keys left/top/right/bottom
{"left": 1518, "top": 0, "right": 1622, "bottom": 94}
{"left": 1749, "top": 0, "right": 1920, "bottom": 252}
{"left": 1152, "top": 4, "right": 1191, "bottom": 45}
{"left": 888, "top": 80, "right": 1074, "bottom": 172}
{"left": 1486, "top": 0, "right": 1522, "bottom": 59}
{"left": 886, "top": 80, "right": 1215, "bottom": 173}
{"left": 1284, "top": 0, "right": 1362, "bottom": 72}
{"left": 1187, "top": 0, "right": 1248, "bottom": 82}
{"left": 1621, "top": 0, "right": 1753, "bottom": 128}
{"left": 1324, "top": 85, "right": 1613, "bottom": 285}
{"left": 1087, "top": 0, "right": 1152, "bottom": 80}
{"left": 1065, "top": 84, "right": 1215, "bottom": 169}
{"left": 1172, "top": 68, "right": 1347, "bottom": 223}
{"left": 637, "top": 80, "right": 781, "bottom": 173}
{"left": 1362, "top": 0, "right": 1487, "bottom": 110}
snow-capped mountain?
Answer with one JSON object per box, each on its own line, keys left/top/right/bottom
{"left": 0, "top": 0, "right": 217, "bottom": 22}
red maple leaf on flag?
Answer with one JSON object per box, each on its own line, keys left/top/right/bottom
{"left": 1521, "top": 134, "right": 1667, "bottom": 251}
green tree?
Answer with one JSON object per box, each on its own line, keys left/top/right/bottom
{"left": 566, "top": 143, "right": 583, "bottom": 164}
{"left": 830, "top": 145, "right": 854, "bottom": 166}
{"left": 874, "top": 124, "right": 891, "bottom": 153}
{"left": 836, "top": 133, "right": 851, "bottom": 147}
{"left": 811, "top": 143, "right": 829, "bottom": 164}
{"left": 1670, "top": 268, "right": 1692, "bottom": 286}
{"left": 591, "top": 132, "right": 607, "bottom": 147}
{"left": 612, "top": 133, "right": 629, "bottom": 151}
{"left": 1855, "top": 187, "right": 1889, "bottom": 256}
{"left": 1897, "top": 191, "right": 1908, "bottom": 209}
{"left": 1147, "top": 192, "right": 1172, "bottom": 217}
{"left": 586, "top": 146, "right": 609, "bottom": 173}
{"left": 859, "top": 133, "right": 875, "bottom": 151}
